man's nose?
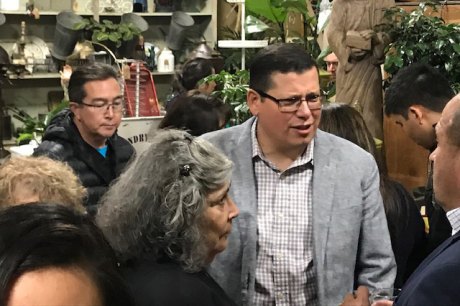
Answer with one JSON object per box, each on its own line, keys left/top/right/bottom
{"left": 296, "top": 100, "right": 314, "bottom": 117}
{"left": 105, "top": 105, "right": 114, "bottom": 117}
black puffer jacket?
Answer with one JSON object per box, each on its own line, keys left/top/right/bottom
{"left": 34, "top": 109, "right": 134, "bottom": 215}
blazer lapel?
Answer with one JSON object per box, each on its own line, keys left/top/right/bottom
{"left": 226, "top": 118, "right": 258, "bottom": 301}
{"left": 229, "top": 118, "right": 257, "bottom": 218}
{"left": 404, "top": 231, "right": 460, "bottom": 285}
{"left": 312, "top": 130, "right": 337, "bottom": 268}
{"left": 397, "top": 231, "right": 460, "bottom": 303}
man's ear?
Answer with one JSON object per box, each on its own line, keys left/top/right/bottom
{"left": 69, "top": 102, "right": 81, "bottom": 121}
{"left": 409, "top": 105, "right": 424, "bottom": 124}
{"left": 247, "top": 89, "right": 261, "bottom": 116}
{"left": 197, "top": 82, "right": 209, "bottom": 92}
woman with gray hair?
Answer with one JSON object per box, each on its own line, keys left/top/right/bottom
{"left": 96, "top": 129, "right": 239, "bottom": 306}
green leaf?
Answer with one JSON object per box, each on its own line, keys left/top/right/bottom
{"left": 279, "top": 0, "right": 309, "bottom": 15}
{"left": 435, "top": 40, "right": 445, "bottom": 49}
{"left": 394, "top": 56, "right": 404, "bottom": 68}
{"left": 245, "top": 15, "right": 270, "bottom": 34}
{"left": 246, "top": 0, "right": 286, "bottom": 23}
{"left": 108, "top": 32, "right": 121, "bottom": 42}
{"left": 122, "top": 32, "right": 134, "bottom": 41}
{"left": 95, "top": 32, "right": 109, "bottom": 41}
{"left": 454, "top": 44, "right": 460, "bottom": 53}
{"left": 383, "top": 1, "right": 460, "bottom": 91}
{"left": 17, "top": 133, "right": 33, "bottom": 144}
{"left": 73, "top": 21, "right": 88, "bottom": 30}
{"left": 405, "top": 49, "right": 414, "bottom": 58}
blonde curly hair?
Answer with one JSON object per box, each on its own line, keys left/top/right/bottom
{"left": 0, "top": 156, "right": 86, "bottom": 211}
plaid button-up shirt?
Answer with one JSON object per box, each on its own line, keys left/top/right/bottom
{"left": 251, "top": 120, "right": 318, "bottom": 305}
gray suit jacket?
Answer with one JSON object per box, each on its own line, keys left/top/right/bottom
{"left": 202, "top": 117, "right": 396, "bottom": 306}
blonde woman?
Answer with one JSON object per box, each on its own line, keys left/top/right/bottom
{"left": 0, "top": 156, "right": 86, "bottom": 211}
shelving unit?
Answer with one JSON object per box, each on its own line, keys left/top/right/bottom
{"left": 0, "top": 10, "right": 213, "bottom": 16}
{"left": 6, "top": 70, "right": 175, "bottom": 79}
{"left": 0, "top": 0, "right": 217, "bottom": 127}
{"left": 217, "top": 0, "right": 267, "bottom": 70}
{"left": 6, "top": 73, "right": 60, "bottom": 79}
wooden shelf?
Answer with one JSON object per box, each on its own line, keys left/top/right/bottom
{"left": 7, "top": 71, "right": 173, "bottom": 80}
{"left": 0, "top": 10, "right": 62, "bottom": 15}
{"left": 151, "top": 71, "right": 174, "bottom": 76}
{"left": 218, "top": 40, "right": 268, "bottom": 48}
{"left": 80, "top": 12, "right": 212, "bottom": 17}
{"left": 7, "top": 72, "right": 60, "bottom": 80}
{"left": 0, "top": 10, "right": 212, "bottom": 17}
{"left": 0, "top": 0, "right": 217, "bottom": 107}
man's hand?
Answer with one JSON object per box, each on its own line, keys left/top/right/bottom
{"left": 340, "top": 286, "right": 370, "bottom": 306}
{"left": 359, "top": 30, "right": 375, "bottom": 40}
{"left": 350, "top": 48, "right": 367, "bottom": 60}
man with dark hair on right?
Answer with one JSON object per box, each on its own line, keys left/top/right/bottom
{"left": 394, "top": 93, "right": 460, "bottom": 305}
{"left": 385, "top": 63, "right": 455, "bottom": 255}
{"left": 348, "top": 93, "right": 460, "bottom": 305}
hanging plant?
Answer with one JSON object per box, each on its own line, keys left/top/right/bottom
{"left": 382, "top": 1, "right": 460, "bottom": 92}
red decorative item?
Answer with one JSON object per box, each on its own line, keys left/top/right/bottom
{"left": 124, "top": 62, "right": 160, "bottom": 117}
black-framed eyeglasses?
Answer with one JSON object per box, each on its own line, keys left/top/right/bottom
{"left": 80, "top": 98, "right": 124, "bottom": 113}
{"left": 253, "top": 89, "right": 324, "bottom": 113}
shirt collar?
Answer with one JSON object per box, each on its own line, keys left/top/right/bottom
{"left": 446, "top": 207, "right": 460, "bottom": 236}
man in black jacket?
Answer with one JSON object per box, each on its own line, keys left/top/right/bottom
{"left": 385, "top": 63, "right": 454, "bottom": 256}
{"left": 34, "top": 63, "right": 134, "bottom": 215}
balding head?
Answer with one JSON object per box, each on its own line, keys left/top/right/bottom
{"left": 429, "top": 93, "right": 460, "bottom": 211}
{"left": 443, "top": 94, "right": 460, "bottom": 147}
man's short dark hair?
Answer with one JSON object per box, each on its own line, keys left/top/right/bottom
{"left": 249, "top": 43, "right": 318, "bottom": 91}
{"left": 159, "top": 90, "right": 228, "bottom": 136}
{"left": 68, "top": 63, "right": 121, "bottom": 104}
{"left": 384, "top": 63, "right": 454, "bottom": 118}
{"left": 179, "top": 58, "right": 214, "bottom": 91}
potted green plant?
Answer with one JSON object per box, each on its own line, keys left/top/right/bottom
{"left": 74, "top": 18, "right": 142, "bottom": 54}
{"left": 382, "top": 1, "right": 460, "bottom": 92}
{"left": 202, "top": 70, "right": 251, "bottom": 125}
{"left": 8, "top": 100, "right": 69, "bottom": 145}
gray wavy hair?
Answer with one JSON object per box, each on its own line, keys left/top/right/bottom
{"left": 96, "top": 129, "right": 232, "bottom": 272}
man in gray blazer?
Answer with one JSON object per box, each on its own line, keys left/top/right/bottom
{"left": 202, "top": 43, "right": 395, "bottom": 306}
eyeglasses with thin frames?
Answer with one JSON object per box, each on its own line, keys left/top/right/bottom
{"left": 253, "top": 89, "right": 324, "bottom": 113}
{"left": 80, "top": 98, "right": 124, "bottom": 113}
